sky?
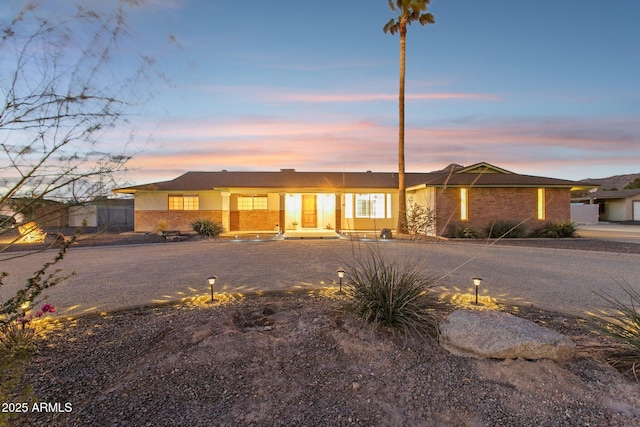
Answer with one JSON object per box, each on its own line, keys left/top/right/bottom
{"left": 4, "top": 0, "right": 640, "bottom": 186}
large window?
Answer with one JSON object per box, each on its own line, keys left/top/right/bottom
{"left": 238, "top": 195, "right": 268, "bottom": 210}
{"left": 344, "top": 193, "right": 391, "bottom": 219}
{"left": 169, "top": 194, "right": 199, "bottom": 211}
{"left": 537, "top": 188, "right": 546, "bottom": 220}
{"left": 460, "top": 188, "right": 468, "bottom": 221}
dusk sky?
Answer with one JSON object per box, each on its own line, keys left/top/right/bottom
{"left": 6, "top": 0, "right": 640, "bottom": 185}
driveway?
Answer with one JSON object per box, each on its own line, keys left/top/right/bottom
{"left": 1, "top": 239, "right": 638, "bottom": 318}
{"left": 578, "top": 223, "right": 640, "bottom": 244}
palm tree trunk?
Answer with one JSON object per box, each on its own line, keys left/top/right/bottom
{"left": 397, "top": 22, "right": 408, "bottom": 233}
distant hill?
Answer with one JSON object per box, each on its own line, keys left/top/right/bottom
{"left": 580, "top": 172, "right": 640, "bottom": 191}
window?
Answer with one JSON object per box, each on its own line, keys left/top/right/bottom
{"left": 356, "top": 193, "right": 386, "bottom": 218}
{"left": 537, "top": 188, "right": 545, "bottom": 220}
{"left": 169, "top": 194, "right": 199, "bottom": 211}
{"left": 344, "top": 193, "right": 353, "bottom": 219}
{"left": 460, "top": 188, "right": 468, "bottom": 221}
{"left": 238, "top": 195, "right": 268, "bottom": 210}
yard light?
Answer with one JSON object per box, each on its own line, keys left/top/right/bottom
{"left": 472, "top": 277, "right": 482, "bottom": 305}
{"left": 337, "top": 267, "right": 345, "bottom": 294}
{"left": 207, "top": 275, "right": 217, "bottom": 303}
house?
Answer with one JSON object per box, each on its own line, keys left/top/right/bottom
{"left": 113, "top": 162, "right": 594, "bottom": 237}
{"left": 574, "top": 189, "right": 640, "bottom": 222}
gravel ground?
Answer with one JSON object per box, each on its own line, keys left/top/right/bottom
{"left": 4, "top": 232, "right": 640, "bottom": 426}
{"left": 13, "top": 293, "right": 640, "bottom": 427}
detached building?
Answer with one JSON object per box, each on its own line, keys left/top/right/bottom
{"left": 114, "top": 162, "right": 593, "bottom": 237}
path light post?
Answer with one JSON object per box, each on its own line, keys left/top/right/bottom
{"left": 337, "top": 267, "right": 345, "bottom": 294}
{"left": 473, "top": 277, "right": 482, "bottom": 305}
{"left": 207, "top": 276, "right": 217, "bottom": 303}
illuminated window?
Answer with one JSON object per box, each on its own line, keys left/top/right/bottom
{"left": 344, "top": 193, "right": 391, "bottom": 219}
{"left": 169, "top": 194, "right": 199, "bottom": 211}
{"left": 344, "top": 193, "right": 353, "bottom": 219}
{"left": 537, "top": 188, "right": 545, "bottom": 220}
{"left": 460, "top": 188, "right": 468, "bottom": 221}
{"left": 356, "top": 193, "right": 386, "bottom": 218}
{"left": 238, "top": 195, "right": 268, "bottom": 210}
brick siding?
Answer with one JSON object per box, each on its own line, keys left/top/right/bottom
{"left": 135, "top": 210, "right": 222, "bottom": 232}
{"left": 436, "top": 187, "right": 571, "bottom": 236}
{"left": 229, "top": 210, "right": 280, "bottom": 231}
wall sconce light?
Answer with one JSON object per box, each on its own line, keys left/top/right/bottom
{"left": 337, "top": 267, "right": 345, "bottom": 294}
{"left": 207, "top": 275, "right": 218, "bottom": 303}
{"left": 472, "top": 277, "right": 482, "bottom": 305}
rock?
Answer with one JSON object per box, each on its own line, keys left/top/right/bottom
{"left": 439, "top": 310, "right": 575, "bottom": 362}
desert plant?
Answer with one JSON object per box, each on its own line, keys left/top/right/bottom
{"left": 531, "top": 221, "right": 578, "bottom": 238}
{"left": 486, "top": 220, "right": 527, "bottom": 238}
{"left": 192, "top": 218, "right": 224, "bottom": 238}
{"left": 342, "top": 246, "right": 438, "bottom": 338}
{"left": 155, "top": 220, "right": 169, "bottom": 233}
{"left": 451, "top": 225, "right": 480, "bottom": 239}
{"left": 594, "top": 283, "right": 640, "bottom": 381}
{"left": 406, "top": 198, "right": 435, "bottom": 240}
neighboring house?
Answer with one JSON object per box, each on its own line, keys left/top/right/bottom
{"left": 68, "top": 198, "right": 134, "bottom": 230}
{"left": 575, "top": 189, "right": 640, "bottom": 222}
{"left": 113, "top": 162, "right": 594, "bottom": 236}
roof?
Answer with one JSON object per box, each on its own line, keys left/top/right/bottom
{"left": 114, "top": 162, "right": 595, "bottom": 194}
{"left": 587, "top": 189, "right": 640, "bottom": 200}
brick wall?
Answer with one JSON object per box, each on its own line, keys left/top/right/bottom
{"left": 135, "top": 210, "right": 222, "bottom": 232}
{"left": 436, "top": 187, "right": 571, "bottom": 236}
{"left": 229, "top": 210, "right": 280, "bottom": 231}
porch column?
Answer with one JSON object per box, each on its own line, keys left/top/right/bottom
{"left": 279, "top": 193, "right": 285, "bottom": 233}
{"left": 335, "top": 193, "right": 342, "bottom": 232}
{"left": 221, "top": 192, "right": 231, "bottom": 233}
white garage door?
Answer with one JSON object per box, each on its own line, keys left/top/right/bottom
{"left": 634, "top": 201, "right": 640, "bottom": 221}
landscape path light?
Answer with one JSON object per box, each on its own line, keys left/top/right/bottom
{"left": 207, "top": 275, "right": 218, "bottom": 303}
{"left": 337, "top": 267, "right": 345, "bottom": 294}
{"left": 472, "top": 277, "right": 483, "bottom": 305}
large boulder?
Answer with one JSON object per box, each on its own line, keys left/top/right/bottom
{"left": 439, "top": 310, "right": 575, "bottom": 362}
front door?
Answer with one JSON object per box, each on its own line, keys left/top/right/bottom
{"left": 302, "top": 195, "right": 317, "bottom": 228}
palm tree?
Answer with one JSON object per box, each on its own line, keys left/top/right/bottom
{"left": 384, "top": 0, "right": 435, "bottom": 233}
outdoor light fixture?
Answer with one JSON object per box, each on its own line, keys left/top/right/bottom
{"left": 337, "top": 267, "right": 345, "bottom": 294}
{"left": 472, "top": 277, "right": 482, "bottom": 305}
{"left": 207, "top": 275, "right": 217, "bottom": 303}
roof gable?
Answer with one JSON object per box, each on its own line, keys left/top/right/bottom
{"left": 456, "top": 162, "right": 514, "bottom": 175}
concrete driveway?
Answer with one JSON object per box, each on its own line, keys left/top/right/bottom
{"left": 578, "top": 223, "right": 640, "bottom": 244}
{"left": 1, "top": 238, "right": 638, "bottom": 318}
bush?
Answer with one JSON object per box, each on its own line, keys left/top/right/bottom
{"left": 192, "top": 218, "right": 223, "bottom": 238}
{"left": 486, "top": 220, "right": 527, "bottom": 238}
{"left": 594, "top": 283, "right": 640, "bottom": 380}
{"left": 531, "top": 221, "right": 578, "bottom": 238}
{"left": 451, "top": 225, "right": 480, "bottom": 239}
{"left": 342, "top": 247, "right": 438, "bottom": 338}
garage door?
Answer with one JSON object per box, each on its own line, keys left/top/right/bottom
{"left": 634, "top": 201, "right": 640, "bottom": 221}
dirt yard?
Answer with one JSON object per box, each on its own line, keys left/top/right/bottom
{"left": 14, "top": 292, "right": 640, "bottom": 427}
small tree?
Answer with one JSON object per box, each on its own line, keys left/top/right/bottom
{"left": 406, "top": 197, "right": 435, "bottom": 240}
{"left": 0, "top": 0, "right": 172, "bottom": 329}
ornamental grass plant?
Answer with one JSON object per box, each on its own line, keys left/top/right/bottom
{"left": 595, "top": 282, "right": 640, "bottom": 381}
{"left": 342, "top": 246, "right": 438, "bottom": 339}
{"left": 191, "top": 218, "right": 224, "bottom": 238}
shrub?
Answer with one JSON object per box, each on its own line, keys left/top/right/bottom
{"left": 486, "top": 220, "right": 527, "bottom": 238}
{"left": 531, "top": 221, "right": 578, "bottom": 238}
{"left": 594, "top": 283, "right": 640, "bottom": 381}
{"left": 192, "top": 218, "right": 223, "bottom": 238}
{"left": 155, "top": 220, "right": 169, "bottom": 233}
{"left": 451, "top": 225, "right": 480, "bottom": 239}
{"left": 342, "top": 247, "right": 438, "bottom": 338}
{"left": 406, "top": 198, "right": 435, "bottom": 240}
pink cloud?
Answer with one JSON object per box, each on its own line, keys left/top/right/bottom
{"left": 115, "top": 114, "right": 640, "bottom": 185}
